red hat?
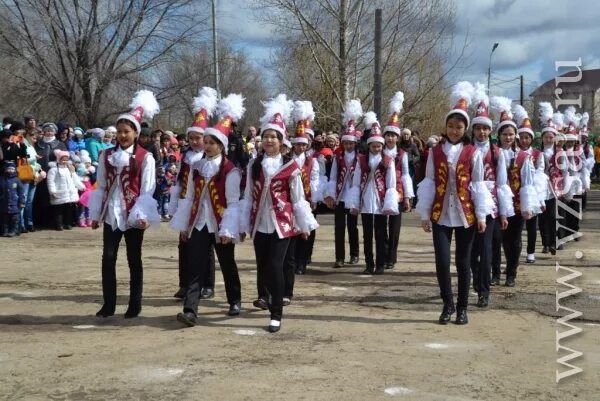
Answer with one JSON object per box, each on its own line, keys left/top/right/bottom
{"left": 564, "top": 106, "right": 580, "bottom": 141}
{"left": 471, "top": 82, "right": 492, "bottom": 128}
{"left": 365, "top": 111, "right": 384, "bottom": 145}
{"left": 260, "top": 94, "right": 293, "bottom": 138}
{"left": 291, "top": 101, "right": 315, "bottom": 144}
{"left": 383, "top": 91, "right": 404, "bottom": 135}
{"left": 514, "top": 105, "right": 533, "bottom": 138}
{"left": 204, "top": 94, "right": 245, "bottom": 154}
{"left": 342, "top": 99, "right": 363, "bottom": 142}
{"left": 187, "top": 87, "right": 218, "bottom": 135}
{"left": 446, "top": 81, "right": 474, "bottom": 127}
{"left": 491, "top": 96, "right": 516, "bottom": 132}
{"left": 117, "top": 90, "right": 160, "bottom": 133}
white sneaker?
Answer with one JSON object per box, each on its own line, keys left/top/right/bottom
{"left": 526, "top": 254, "right": 535, "bottom": 264}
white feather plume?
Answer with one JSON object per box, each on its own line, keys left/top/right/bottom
{"left": 513, "top": 104, "right": 529, "bottom": 126}
{"left": 553, "top": 112, "right": 564, "bottom": 128}
{"left": 472, "top": 82, "right": 489, "bottom": 107}
{"left": 450, "top": 81, "right": 474, "bottom": 108}
{"left": 217, "top": 93, "right": 245, "bottom": 122}
{"left": 342, "top": 99, "right": 363, "bottom": 125}
{"left": 260, "top": 93, "right": 293, "bottom": 126}
{"left": 130, "top": 90, "right": 160, "bottom": 119}
{"left": 363, "top": 111, "right": 379, "bottom": 127}
{"left": 580, "top": 112, "right": 589, "bottom": 128}
{"left": 292, "top": 100, "right": 315, "bottom": 123}
{"left": 564, "top": 106, "right": 580, "bottom": 127}
{"left": 538, "top": 102, "right": 553, "bottom": 122}
{"left": 490, "top": 96, "right": 513, "bottom": 120}
{"left": 388, "top": 91, "right": 405, "bottom": 114}
{"left": 193, "top": 87, "right": 218, "bottom": 117}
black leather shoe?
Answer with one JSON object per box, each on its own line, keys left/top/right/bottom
{"left": 95, "top": 305, "right": 115, "bottom": 317}
{"left": 549, "top": 247, "right": 556, "bottom": 255}
{"left": 253, "top": 298, "right": 268, "bottom": 310}
{"left": 348, "top": 256, "right": 359, "bottom": 265}
{"left": 177, "top": 312, "right": 197, "bottom": 327}
{"left": 384, "top": 263, "right": 395, "bottom": 270}
{"left": 455, "top": 308, "right": 468, "bottom": 325}
{"left": 268, "top": 319, "right": 281, "bottom": 333}
{"left": 200, "top": 288, "right": 214, "bottom": 299}
{"left": 173, "top": 287, "right": 186, "bottom": 299}
{"left": 124, "top": 305, "right": 141, "bottom": 318}
{"left": 374, "top": 267, "right": 384, "bottom": 275}
{"left": 490, "top": 276, "right": 500, "bottom": 286}
{"left": 476, "top": 294, "right": 489, "bottom": 308}
{"left": 333, "top": 260, "right": 344, "bottom": 268}
{"left": 505, "top": 277, "right": 516, "bottom": 287}
{"left": 362, "top": 267, "right": 374, "bottom": 274}
{"left": 438, "top": 303, "right": 455, "bottom": 325}
{"left": 542, "top": 246, "right": 549, "bottom": 254}
{"left": 228, "top": 302, "right": 241, "bottom": 316}
{"left": 282, "top": 297, "right": 292, "bottom": 306}
{"left": 295, "top": 267, "right": 305, "bottom": 275}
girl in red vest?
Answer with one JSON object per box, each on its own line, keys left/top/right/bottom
{"left": 241, "top": 94, "right": 318, "bottom": 333}
{"left": 169, "top": 87, "right": 218, "bottom": 300}
{"left": 89, "top": 90, "right": 161, "bottom": 318}
{"left": 347, "top": 112, "right": 399, "bottom": 275}
{"left": 324, "top": 99, "right": 363, "bottom": 268}
{"left": 416, "top": 82, "right": 493, "bottom": 325}
{"left": 172, "top": 94, "right": 245, "bottom": 326}
{"left": 492, "top": 96, "right": 538, "bottom": 288}
{"left": 382, "top": 92, "right": 414, "bottom": 270}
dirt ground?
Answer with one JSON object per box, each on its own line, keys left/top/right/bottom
{"left": 1, "top": 193, "right": 599, "bottom": 401}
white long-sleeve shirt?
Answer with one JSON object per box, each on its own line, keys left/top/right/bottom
{"left": 326, "top": 151, "right": 357, "bottom": 205}
{"left": 168, "top": 149, "right": 204, "bottom": 216}
{"left": 383, "top": 146, "right": 414, "bottom": 199}
{"left": 347, "top": 152, "right": 398, "bottom": 215}
{"left": 292, "top": 152, "right": 321, "bottom": 203}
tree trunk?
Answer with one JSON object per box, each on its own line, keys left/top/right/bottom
{"left": 338, "top": 0, "right": 349, "bottom": 112}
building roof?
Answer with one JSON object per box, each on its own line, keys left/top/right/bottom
{"left": 530, "top": 68, "right": 600, "bottom": 97}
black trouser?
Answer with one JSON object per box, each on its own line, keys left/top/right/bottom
{"left": 491, "top": 217, "right": 503, "bottom": 279}
{"left": 471, "top": 216, "right": 495, "bottom": 296}
{"left": 502, "top": 214, "right": 524, "bottom": 279}
{"left": 1, "top": 213, "right": 19, "bottom": 235}
{"left": 385, "top": 204, "right": 403, "bottom": 265}
{"left": 283, "top": 236, "right": 298, "bottom": 297}
{"left": 306, "top": 210, "right": 317, "bottom": 262}
{"left": 538, "top": 198, "right": 556, "bottom": 249}
{"left": 361, "top": 213, "right": 387, "bottom": 270}
{"left": 178, "top": 237, "right": 215, "bottom": 290}
{"left": 582, "top": 192, "right": 587, "bottom": 210}
{"left": 334, "top": 202, "right": 359, "bottom": 261}
{"left": 565, "top": 196, "right": 582, "bottom": 236}
{"left": 101, "top": 223, "right": 145, "bottom": 312}
{"left": 33, "top": 180, "right": 52, "bottom": 228}
{"left": 432, "top": 223, "right": 475, "bottom": 309}
{"left": 526, "top": 215, "right": 537, "bottom": 255}
{"left": 253, "top": 231, "right": 290, "bottom": 321}
{"left": 183, "top": 227, "right": 241, "bottom": 315}
{"left": 53, "top": 202, "right": 74, "bottom": 228}
{"left": 295, "top": 230, "right": 312, "bottom": 269}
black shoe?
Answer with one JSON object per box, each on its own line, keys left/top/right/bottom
{"left": 362, "top": 267, "right": 374, "bottom": 274}
{"left": 26, "top": 225, "right": 35, "bottom": 232}
{"left": 253, "top": 298, "right": 268, "bottom": 310}
{"left": 268, "top": 319, "right": 281, "bottom": 333}
{"left": 177, "top": 312, "right": 197, "bottom": 327}
{"left": 55, "top": 226, "right": 63, "bottom": 231}
{"left": 228, "top": 302, "right": 241, "bottom": 316}
{"left": 95, "top": 305, "right": 115, "bottom": 318}
{"left": 200, "top": 288, "right": 214, "bottom": 299}
{"left": 490, "top": 276, "right": 500, "bottom": 286}
{"left": 549, "top": 247, "right": 556, "bottom": 255}
{"left": 455, "top": 308, "right": 468, "bottom": 325}
{"left": 542, "top": 246, "right": 549, "bottom": 254}
{"left": 476, "top": 294, "right": 489, "bottom": 308}
{"left": 306, "top": 257, "right": 312, "bottom": 265}
{"left": 374, "top": 267, "right": 384, "bottom": 275}
{"left": 439, "top": 302, "right": 456, "bottom": 325}
{"left": 63, "top": 225, "right": 72, "bottom": 230}
{"left": 348, "top": 256, "right": 359, "bottom": 265}
{"left": 557, "top": 244, "right": 564, "bottom": 250}
{"left": 295, "top": 266, "right": 305, "bottom": 275}
{"left": 173, "top": 287, "right": 186, "bottom": 299}
{"left": 505, "top": 277, "right": 516, "bottom": 287}
{"left": 333, "top": 260, "right": 344, "bottom": 268}
{"left": 384, "top": 263, "right": 395, "bottom": 270}
{"left": 124, "top": 305, "right": 141, "bottom": 318}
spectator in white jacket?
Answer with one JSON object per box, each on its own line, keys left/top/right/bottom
{"left": 47, "top": 149, "right": 84, "bottom": 230}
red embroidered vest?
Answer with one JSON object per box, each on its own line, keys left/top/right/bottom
{"left": 335, "top": 151, "right": 357, "bottom": 201}
{"left": 250, "top": 158, "right": 300, "bottom": 238}
{"left": 187, "top": 159, "right": 236, "bottom": 234}
{"left": 547, "top": 147, "right": 566, "bottom": 197}
{"left": 100, "top": 145, "right": 148, "bottom": 221}
{"left": 177, "top": 160, "right": 191, "bottom": 199}
{"left": 393, "top": 149, "right": 406, "bottom": 201}
{"left": 430, "top": 144, "right": 476, "bottom": 226}
{"left": 299, "top": 155, "right": 314, "bottom": 203}
{"left": 509, "top": 150, "right": 529, "bottom": 213}
{"left": 358, "top": 153, "right": 391, "bottom": 205}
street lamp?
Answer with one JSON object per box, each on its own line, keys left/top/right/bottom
{"left": 487, "top": 43, "right": 499, "bottom": 96}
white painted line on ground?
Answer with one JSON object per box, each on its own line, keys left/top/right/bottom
{"left": 384, "top": 386, "right": 413, "bottom": 396}
{"left": 73, "top": 325, "right": 96, "bottom": 329}
{"left": 330, "top": 286, "right": 348, "bottom": 291}
{"left": 425, "top": 343, "right": 449, "bottom": 350}
{"left": 233, "top": 329, "right": 257, "bottom": 336}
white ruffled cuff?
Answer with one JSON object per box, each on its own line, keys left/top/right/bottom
{"left": 345, "top": 186, "right": 360, "bottom": 210}
{"left": 89, "top": 189, "right": 104, "bottom": 221}
{"left": 519, "top": 184, "right": 541, "bottom": 215}
{"left": 167, "top": 185, "right": 181, "bottom": 215}
{"left": 239, "top": 198, "right": 252, "bottom": 234}
{"left": 581, "top": 170, "right": 591, "bottom": 191}
{"left": 470, "top": 181, "right": 495, "bottom": 221}
{"left": 325, "top": 179, "right": 337, "bottom": 200}
{"left": 401, "top": 175, "right": 415, "bottom": 199}
{"left": 415, "top": 177, "right": 435, "bottom": 220}
{"left": 128, "top": 194, "right": 161, "bottom": 229}
{"left": 293, "top": 199, "right": 319, "bottom": 233}
{"left": 218, "top": 202, "right": 240, "bottom": 242}
{"left": 534, "top": 172, "right": 549, "bottom": 208}
{"left": 169, "top": 197, "right": 192, "bottom": 232}
{"left": 496, "top": 184, "right": 515, "bottom": 217}
{"left": 311, "top": 177, "right": 324, "bottom": 203}
{"left": 382, "top": 188, "right": 399, "bottom": 214}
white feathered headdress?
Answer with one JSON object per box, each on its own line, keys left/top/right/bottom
{"left": 384, "top": 91, "right": 405, "bottom": 135}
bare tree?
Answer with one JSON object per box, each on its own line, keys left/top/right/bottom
{"left": 0, "top": 0, "right": 208, "bottom": 127}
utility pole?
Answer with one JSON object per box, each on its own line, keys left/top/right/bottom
{"left": 373, "top": 9, "right": 382, "bottom": 119}
{"left": 520, "top": 75, "right": 524, "bottom": 106}
{"left": 487, "top": 43, "right": 499, "bottom": 96}
{"left": 212, "top": 0, "right": 220, "bottom": 98}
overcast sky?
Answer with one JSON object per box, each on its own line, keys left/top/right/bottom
{"left": 216, "top": 0, "right": 599, "bottom": 100}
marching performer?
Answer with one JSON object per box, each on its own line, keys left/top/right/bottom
{"left": 561, "top": 107, "right": 585, "bottom": 242}
{"left": 172, "top": 94, "right": 245, "bottom": 326}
